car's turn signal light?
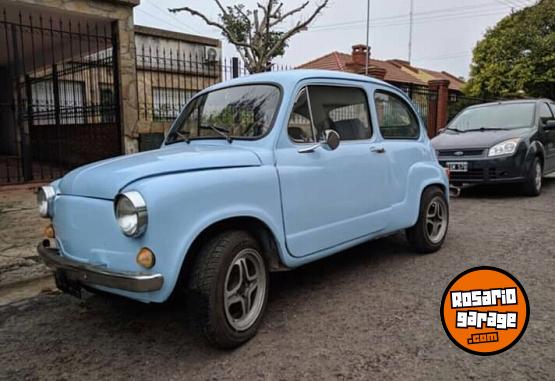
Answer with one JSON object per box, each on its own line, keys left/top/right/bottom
{"left": 44, "top": 224, "right": 55, "bottom": 239}
{"left": 137, "top": 248, "right": 156, "bottom": 269}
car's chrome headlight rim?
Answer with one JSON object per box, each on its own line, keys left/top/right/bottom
{"left": 37, "top": 185, "right": 56, "bottom": 218}
{"left": 488, "top": 138, "right": 521, "bottom": 157}
{"left": 115, "top": 191, "right": 148, "bottom": 238}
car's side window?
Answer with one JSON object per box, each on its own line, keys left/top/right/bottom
{"left": 308, "top": 86, "right": 372, "bottom": 141}
{"left": 539, "top": 103, "right": 554, "bottom": 123}
{"left": 288, "top": 88, "right": 316, "bottom": 143}
{"left": 287, "top": 85, "right": 372, "bottom": 143}
{"left": 374, "top": 90, "right": 420, "bottom": 139}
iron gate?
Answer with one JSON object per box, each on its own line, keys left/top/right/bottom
{"left": 0, "top": 7, "right": 121, "bottom": 184}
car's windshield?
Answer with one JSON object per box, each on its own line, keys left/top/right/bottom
{"left": 166, "top": 85, "right": 281, "bottom": 144}
{"left": 448, "top": 103, "right": 536, "bottom": 132}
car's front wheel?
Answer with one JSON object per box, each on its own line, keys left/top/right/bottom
{"left": 188, "top": 230, "right": 269, "bottom": 349}
{"left": 521, "top": 157, "right": 542, "bottom": 197}
{"left": 406, "top": 186, "right": 449, "bottom": 254}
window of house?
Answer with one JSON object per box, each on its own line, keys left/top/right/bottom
{"left": 374, "top": 91, "right": 420, "bottom": 139}
{"left": 287, "top": 86, "right": 372, "bottom": 143}
{"left": 31, "top": 80, "right": 85, "bottom": 125}
{"left": 99, "top": 84, "right": 115, "bottom": 123}
{"left": 153, "top": 87, "right": 195, "bottom": 121}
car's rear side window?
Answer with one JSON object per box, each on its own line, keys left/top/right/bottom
{"left": 287, "top": 86, "right": 372, "bottom": 143}
{"left": 374, "top": 90, "right": 420, "bottom": 139}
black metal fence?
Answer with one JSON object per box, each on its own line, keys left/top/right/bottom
{"left": 0, "top": 8, "right": 121, "bottom": 184}
{"left": 397, "top": 84, "right": 438, "bottom": 128}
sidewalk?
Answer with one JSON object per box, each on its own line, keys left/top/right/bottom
{"left": 0, "top": 187, "right": 51, "bottom": 287}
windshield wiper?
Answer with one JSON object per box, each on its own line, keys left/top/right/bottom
{"left": 446, "top": 127, "right": 467, "bottom": 133}
{"left": 465, "top": 127, "right": 510, "bottom": 132}
{"left": 200, "top": 124, "right": 233, "bottom": 143}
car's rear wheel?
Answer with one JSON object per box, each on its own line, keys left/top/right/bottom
{"left": 188, "top": 230, "right": 269, "bottom": 349}
{"left": 521, "top": 157, "right": 542, "bottom": 197}
{"left": 406, "top": 186, "right": 449, "bottom": 254}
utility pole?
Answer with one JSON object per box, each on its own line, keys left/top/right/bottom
{"left": 365, "top": 0, "right": 370, "bottom": 75}
{"left": 408, "top": 0, "right": 414, "bottom": 63}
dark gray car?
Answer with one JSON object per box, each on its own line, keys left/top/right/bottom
{"left": 432, "top": 99, "right": 555, "bottom": 196}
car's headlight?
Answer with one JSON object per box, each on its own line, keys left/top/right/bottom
{"left": 488, "top": 138, "right": 520, "bottom": 157}
{"left": 37, "top": 186, "right": 56, "bottom": 218}
{"left": 114, "top": 191, "right": 148, "bottom": 237}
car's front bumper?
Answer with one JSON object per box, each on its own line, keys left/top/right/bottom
{"left": 439, "top": 153, "right": 528, "bottom": 184}
{"left": 38, "top": 240, "right": 164, "bottom": 293}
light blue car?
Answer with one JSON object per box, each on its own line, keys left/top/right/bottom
{"left": 37, "top": 70, "right": 449, "bottom": 348}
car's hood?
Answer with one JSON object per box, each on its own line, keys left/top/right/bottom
{"left": 58, "top": 143, "right": 262, "bottom": 199}
{"left": 431, "top": 128, "right": 530, "bottom": 150}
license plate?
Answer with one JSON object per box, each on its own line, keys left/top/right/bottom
{"left": 446, "top": 161, "right": 468, "bottom": 172}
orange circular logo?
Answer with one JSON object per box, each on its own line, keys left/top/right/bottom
{"left": 441, "top": 267, "right": 529, "bottom": 356}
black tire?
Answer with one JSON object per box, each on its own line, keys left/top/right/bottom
{"left": 521, "top": 157, "right": 542, "bottom": 197}
{"left": 187, "top": 230, "right": 269, "bottom": 349}
{"left": 406, "top": 186, "right": 449, "bottom": 254}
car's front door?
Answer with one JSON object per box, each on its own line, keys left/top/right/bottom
{"left": 276, "top": 84, "right": 391, "bottom": 258}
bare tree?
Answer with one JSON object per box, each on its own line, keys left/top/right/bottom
{"left": 170, "top": 0, "right": 330, "bottom": 73}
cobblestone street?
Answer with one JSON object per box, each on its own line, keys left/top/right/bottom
{"left": 0, "top": 187, "right": 50, "bottom": 287}
{"left": 1, "top": 179, "right": 554, "bottom": 380}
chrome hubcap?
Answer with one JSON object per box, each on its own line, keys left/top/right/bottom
{"left": 426, "top": 197, "right": 447, "bottom": 244}
{"left": 224, "top": 248, "right": 266, "bottom": 332}
{"left": 535, "top": 162, "right": 542, "bottom": 191}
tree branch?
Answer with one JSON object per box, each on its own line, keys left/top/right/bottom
{"left": 169, "top": 6, "right": 251, "bottom": 48}
{"left": 265, "top": 0, "right": 329, "bottom": 58}
{"left": 270, "top": 1, "right": 309, "bottom": 27}
{"left": 171, "top": 0, "right": 329, "bottom": 74}
{"left": 213, "top": 0, "right": 228, "bottom": 16}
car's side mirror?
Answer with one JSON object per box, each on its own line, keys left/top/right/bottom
{"left": 544, "top": 119, "right": 555, "bottom": 130}
{"left": 297, "top": 129, "right": 341, "bottom": 153}
{"left": 323, "top": 129, "right": 340, "bottom": 150}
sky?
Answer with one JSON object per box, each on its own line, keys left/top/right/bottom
{"left": 133, "top": 0, "right": 537, "bottom": 79}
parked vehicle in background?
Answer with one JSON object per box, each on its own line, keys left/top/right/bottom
{"left": 432, "top": 100, "right": 555, "bottom": 196}
{"left": 37, "top": 70, "right": 449, "bottom": 348}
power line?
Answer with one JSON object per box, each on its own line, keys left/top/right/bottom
{"left": 413, "top": 51, "right": 472, "bottom": 62}
{"left": 144, "top": 0, "right": 204, "bottom": 35}
{"left": 136, "top": 1, "right": 204, "bottom": 36}
{"left": 307, "top": 9, "right": 509, "bottom": 32}
{"left": 309, "top": 2, "right": 507, "bottom": 31}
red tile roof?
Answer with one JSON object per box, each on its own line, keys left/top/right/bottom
{"left": 299, "top": 51, "right": 464, "bottom": 91}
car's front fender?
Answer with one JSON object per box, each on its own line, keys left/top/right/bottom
{"left": 124, "top": 165, "right": 285, "bottom": 302}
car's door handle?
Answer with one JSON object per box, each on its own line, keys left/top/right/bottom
{"left": 370, "top": 147, "right": 386, "bottom": 154}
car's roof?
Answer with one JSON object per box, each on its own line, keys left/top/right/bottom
{"left": 467, "top": 98, "right": 554, "bottom": 109}
{"left": 209, "top": 69, "right": 390, "bottom": 89}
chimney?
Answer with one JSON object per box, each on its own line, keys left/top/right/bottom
{"left": 352, "top": 44, "right": 369, "bottom": 66}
